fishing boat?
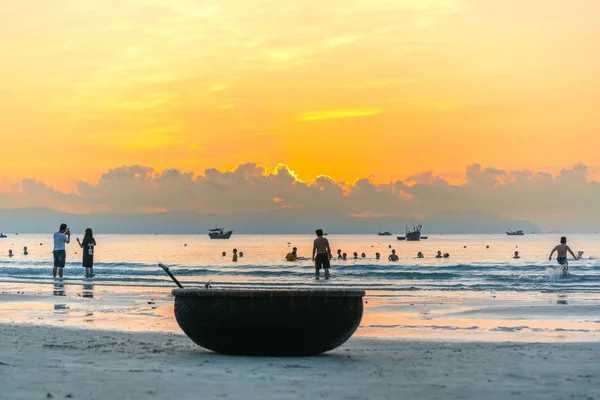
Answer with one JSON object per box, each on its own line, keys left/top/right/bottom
{"left": 208, "top": 227, "right": 233, "bottom": 239}
{"left": 397, "top": 224, "right": 423, "bottom": 241}
{"left": 378, "top": 231, "right": 392, "bottom": 236}
{"left": 506, "top": 230, "right": 524, "bottom": 236}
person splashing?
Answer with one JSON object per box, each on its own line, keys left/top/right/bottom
{"left": 549, "top": 236, "right": 577, "bottom": 277}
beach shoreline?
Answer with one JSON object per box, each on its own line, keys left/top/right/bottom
{"left": 1, "top": 323, "right": 599, "bottom": 399}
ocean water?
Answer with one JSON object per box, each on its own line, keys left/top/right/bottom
{"left": 0, "top": 233, "right": 598, "bottom": 294}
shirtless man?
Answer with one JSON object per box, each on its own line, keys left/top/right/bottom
{"left": 549, "top": 236, "right": 577, "bottom": 276}
{"left": 312, "top": 229, "right": 332, "bottom": 280}
{"left": 388, "top": 249, "right": 399, "bottom": 261}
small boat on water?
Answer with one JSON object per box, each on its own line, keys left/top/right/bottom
{"left": 378, "top": 231, "right": 392, "bottom": 236}
{"left": 208, "top": 227, "right": 233, "bottom": 239}
{"left": 397, "top": 224, "right": 423, "bottom": 241}
{"left": 506, "top": 230, "right": 524, "bottom": 236}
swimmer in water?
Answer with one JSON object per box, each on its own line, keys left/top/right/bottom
{"left": 388, "top": 249, "right": 399, "bottom": 262}
{"left": 417, "top": 251, "right": 424, "bottom": 258}
{"left": 577, "top": 251, "right": 584, "bottom": 260}
{"left": 435, "top": 251, "right": 443, "bottom": 259}
{"left": 342, "top": 252, "right": 347, "bottom": 260}
{"left": 549, "top": 236, "right": 577, "bottom": 277}
{"left": 353, "top": 252, "right": 358, "bottom": 259}
{"left": 222, "top": 251, "right": 226, "bottom": 257}
{"left": 8, "top": 250, "right": 13, "bottom": 257}
{"left": 337, "top": 249, "right": 342, "bottom": 259}
{"left": 361, "top": 253, "right": 366, "bottom": 258}
{"left": 232, "top": 248, "right": 238, "bottom": 262}
{"left": 23, "top": 247, "right": 28, "bottom": 256}
{"left": 239, "top": 251, "right": 244, "bottom": 257}
{"left": 285, "top": 247, "right": 298, "bottom": 261}
{"left": 513, "top": 251, "right": 520, "bottom": 259}
{"left": 375, "top": 252, "right": 380, "bottom": 260}
{"left": 443, "top": 253, "right": 450, "bottom": 258}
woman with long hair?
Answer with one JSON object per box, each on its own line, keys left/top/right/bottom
{"left": 77, "top": 228, "right": 97, "bottom": 278}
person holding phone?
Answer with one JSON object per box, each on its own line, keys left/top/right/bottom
{"left": 53, "top": 223, "right": 71, "bottom": 278}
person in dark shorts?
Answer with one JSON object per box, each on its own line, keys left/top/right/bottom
{"left": 77, "top": 228, "right": 97, "bottom": 278}
{"left": 312, "top": 229, "right": 332, "bottom": 280}
{"left": 549, "top": 236, "right": 577, "bottom": 277}
{"left": 53, "top": 223, "right": 71, "bottom": 278}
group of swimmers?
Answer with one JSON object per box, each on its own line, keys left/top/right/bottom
{"left": 7, "top": 247, "right": 28, "bottom": 257}
{"left": 222, "top": 249, "right": 244, "bottom": 262}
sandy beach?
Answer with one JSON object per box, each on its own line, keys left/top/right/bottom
{"left": 1, "top": 323, "right": 599, "bottom": 400}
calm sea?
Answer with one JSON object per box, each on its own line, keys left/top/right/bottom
{"left": 0, "top": 233, "right": 598, "bottom": 294}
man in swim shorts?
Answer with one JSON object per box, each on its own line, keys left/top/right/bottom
{"left": 549, "top": 236, "right": 577, "bottom": 276}
{"left": 312, "top": 229, "right": 332, "bottom": 280}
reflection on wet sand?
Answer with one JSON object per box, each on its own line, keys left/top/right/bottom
{"left": 53, "top": 282, "right": 65, "bottom": 297}
{"left": 557, "top": 294, "right": 568, "bottom": 305}
{"left": 82, "top": 284, "right": 94, "bottom": 299}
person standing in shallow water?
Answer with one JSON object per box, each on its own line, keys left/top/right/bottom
{"left": 77, "top": 228, "right": 97, "bottom": 278}
{"left": 53, "top": 223, "right": 70, "bottom": 278}
{"left": 549, "top": 236, "right": 577, "bottom": 276}
{"left": 232, "top": 248, "right": 238, "bottom": 262}
{"left": 312, "top": 229, "right": 332, "bottom": 280}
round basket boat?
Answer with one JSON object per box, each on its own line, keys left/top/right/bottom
{"left": 172, "top": 289, "right": 365, "bottom": 356}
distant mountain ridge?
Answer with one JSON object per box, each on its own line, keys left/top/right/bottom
{"left": 0, "top": 208, "right": 541, "bottom": 234}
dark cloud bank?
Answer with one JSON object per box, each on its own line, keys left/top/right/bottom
{"left": 0, "top": 163, "right": 597, "bottom": 233}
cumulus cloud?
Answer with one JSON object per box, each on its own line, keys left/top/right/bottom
{"left": 0, "top": 162, "right": 598, "bottom": 231}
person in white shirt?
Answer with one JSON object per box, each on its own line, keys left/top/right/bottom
{"left": 53, "top": 223, "right": 71, "bottom": 278}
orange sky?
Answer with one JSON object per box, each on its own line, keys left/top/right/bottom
{"left": 2, "top": 0, "right": 599, "bottom": 190}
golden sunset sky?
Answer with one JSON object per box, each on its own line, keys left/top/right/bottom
{"left": 2, "top": 0, "right": 599, "bottom": 190}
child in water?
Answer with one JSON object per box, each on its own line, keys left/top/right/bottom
{"left": 232, "top": 248, "right": 238, "bottom": 262}
{"left": 77, "top": 228, "right": 97, "bottom": 278}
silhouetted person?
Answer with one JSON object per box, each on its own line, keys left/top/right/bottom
{"left": 232, "top": 248, "right": 238, "bottom": 262}
{"left": 286, "top": 247, "right": 298, "bottom": 261}
{"left": 23, "top": 247, "right": 28, "bottom": 256}
{"left": 417, "top": 251, "right": 424, "bottom": 258}
{"left": 435, "top": 251, "right": 443, "bottom": 259}
{"left": 342, "top": 252, "right": 347, "bottom": 260}
{"left": 53, "top": 223, "right": 71, "bottom": 278}
{"left": 222, "top": 251, "right": 226, "bottom": 257}
{"left": 239, "top": 252, "right": 244, "bottom": 258}
{"left": 337, "top": 249, "right": 342, "bottom": 259}
{"left": 353, "top": 252, "right": 358, "bottom": 259}
{"left": 375, "top": 252, "right": 380, "bottom": 260}
{"left": 513, "top": 251, "right": 520, "bottom": 259}
{"left": 312, "top": 229, "right": 332, "bottom": 280}
{"left": 361, "top": 253, "right": 366, "bottom": 258}
{"left": 443, "top": 253, "right": 450, "bottom": 258}
{"left": 388, "top": 249, "right": 398, "bottom": 261}
{"left": 77, "top": 228, "right": 97, "bottom": 278}
{"left": 8, "top": 250, "right": 13, "bottom": 258}
{"left": 549, "top": 236, "right": 577, "bottom": 276}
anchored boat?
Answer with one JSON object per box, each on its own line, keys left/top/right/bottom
{"left": 397, "top": 224, "right": 423, "bottom": 241}
{"left": 208, "top": 227, "right": 233, "bottom": 239}
{"left": 506, "top": 230, "right": 524, "bottom": 236}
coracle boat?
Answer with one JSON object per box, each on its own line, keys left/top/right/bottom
{"left": 160, "top": 264, "right": 365, "bottom": 356}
